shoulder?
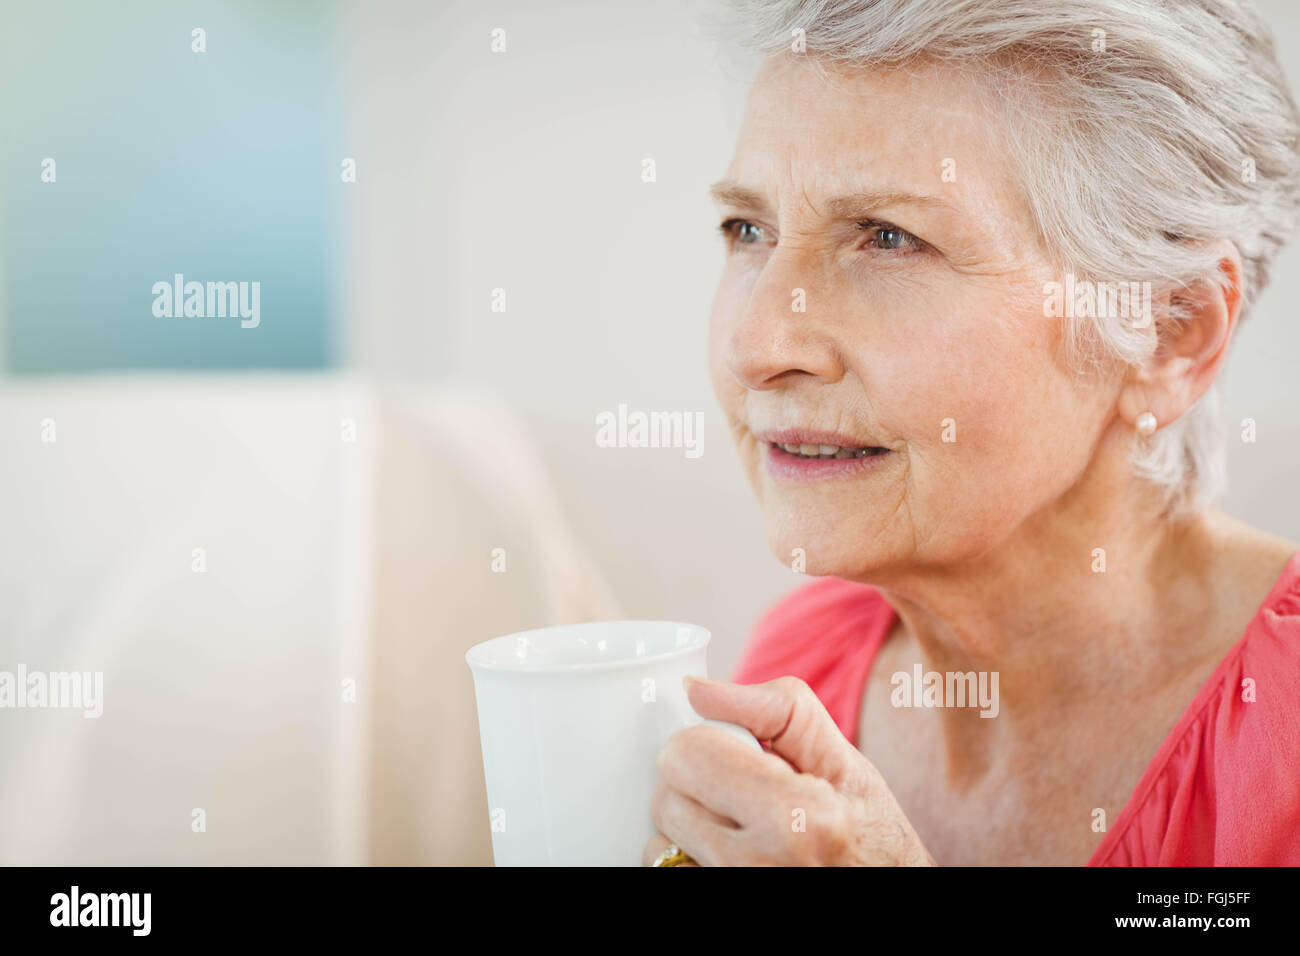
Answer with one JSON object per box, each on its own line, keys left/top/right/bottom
{"left": 1207, "top": 551, "right": 1300, "bottom": 862}
{"left": 732, "top": 575, "right": 893, "bottom": 686}
{"left": 1238, "top": 549, "right": 1300, "bottom": 676}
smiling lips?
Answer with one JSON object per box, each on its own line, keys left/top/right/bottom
{"left": 754, "top": 428, "right": 886, "bottom": 455}
{"left": 754, "top": 428, "right": 892, "bottom": 481}
{"left": 754, "top": 429, "right": 894, "bottom": 481}
{"left": 775, "top": 441, "right": 881, "bottom": 459}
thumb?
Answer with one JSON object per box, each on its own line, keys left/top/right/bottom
{"left": 684, "top": 675, "right": 860, "bottom": 786}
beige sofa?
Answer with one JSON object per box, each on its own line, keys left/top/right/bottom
{"left": 0, "top": 374, "right": 620, "bottom": 865}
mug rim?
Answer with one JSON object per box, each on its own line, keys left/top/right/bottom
{"left": 465, "top": 619, "right": 710, "bottom": 675}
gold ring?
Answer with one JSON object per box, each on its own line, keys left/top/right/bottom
{"left": 652, "top": 843, "right": 696, "bottom": 867}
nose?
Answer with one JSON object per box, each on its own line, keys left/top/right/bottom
{"left": 723, "top": 246, "right": 847, "bottom": 391}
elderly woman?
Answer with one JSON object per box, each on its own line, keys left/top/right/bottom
{"left": 645, "top": 0, "right": 1300, "bottom": 866}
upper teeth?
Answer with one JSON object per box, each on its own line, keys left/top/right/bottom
{"left": 779, "top": 442, "right": 876, "bottom": 459}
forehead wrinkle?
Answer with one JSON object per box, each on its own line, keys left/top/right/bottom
{"left": 825, "top": 191, "right": 955, "bottom": 218}
{"left": 710, "top": 176, "right": 955, "bottom": 221}
{"left": 798, "top": 168, "right": 822, "bottom": 219}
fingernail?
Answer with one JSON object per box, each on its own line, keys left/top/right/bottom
{"left": 683, "top": 675, "right": 714, "bottom": 688}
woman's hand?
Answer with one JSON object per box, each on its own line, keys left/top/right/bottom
{"left": 642, "top": 675, "right": 936, "bottom": 867}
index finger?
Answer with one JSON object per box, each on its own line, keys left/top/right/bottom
{"left": 657, "top": 722, "right": 795, "bottom": 825}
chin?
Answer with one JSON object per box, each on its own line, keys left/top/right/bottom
{"left": 763, "top": 517, "right": 882, "bottom": 580}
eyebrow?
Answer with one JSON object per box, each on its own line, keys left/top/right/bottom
{"left": 708, "top": 180, "right": 954, "bottom": 218}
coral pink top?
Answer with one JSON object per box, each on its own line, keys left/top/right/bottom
{"left": 732, "top": 552, "right": 1300, "bottom": 866}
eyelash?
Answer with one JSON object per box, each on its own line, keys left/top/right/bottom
{"left": 717, "top": 218, "right": 926, "bottom": 253}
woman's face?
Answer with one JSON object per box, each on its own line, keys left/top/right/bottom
{"left": 709, "top": 56, "right": 1123, "bottom": 579}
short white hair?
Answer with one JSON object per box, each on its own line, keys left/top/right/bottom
{"left": 712, "top": 0, "right": 1300, "bottom": 514}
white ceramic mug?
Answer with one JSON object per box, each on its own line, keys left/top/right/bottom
{"left": 465, "top": 620, "right": 759, "bottom": 866}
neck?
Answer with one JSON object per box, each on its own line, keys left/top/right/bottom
{"left": 868, "top": 453, "right": 1225, "bottom": 785}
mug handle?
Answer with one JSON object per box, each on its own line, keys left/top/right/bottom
{"left": 699, "top": 718, "right": 762, "bottom": 751}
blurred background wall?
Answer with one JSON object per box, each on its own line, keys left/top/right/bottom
{"left": 0, "top": 0, "right": 341, "bottom": 372}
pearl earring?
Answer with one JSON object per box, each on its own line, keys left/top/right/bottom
{"left": 1136, "top": 411, "right": 1157, "bottom": 436}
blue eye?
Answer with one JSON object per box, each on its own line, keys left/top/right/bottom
{"left": 859, "top": 219, "right": 922, "bottom": 251}
{"left": 719, "top": 218, "right": 766, "bottom": 244}
{"left": 717, "top": 217, "right": 925, "bottom": 254}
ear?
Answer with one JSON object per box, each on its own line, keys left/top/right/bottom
{"left": 1117, "top": 242, "right": 1243, "bottom": 433}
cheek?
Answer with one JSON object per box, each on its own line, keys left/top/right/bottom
{"left": 705, "top": 307, "right": 729, "bottom": 400}
{"left": 707, "top": 269, "right": 751, "bottom": 421}
{"left": 707, "top": 278, "right": 764, "bottom": 478}
{"left": 880, "top": 313, "right": 1100, "bottom": 525}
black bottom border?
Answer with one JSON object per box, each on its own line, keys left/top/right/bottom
{"left": 0, "top": 864, "right": 1285, "bottom": 942}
